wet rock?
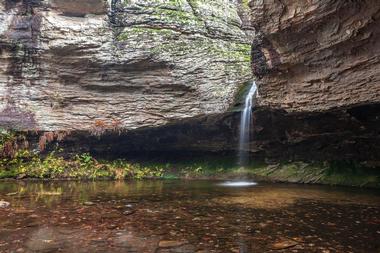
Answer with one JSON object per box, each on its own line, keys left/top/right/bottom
{"left": 0, "top": 201, "right": 10, "bottom": 208}
{"left": 107, "top": 224, "right": 118, "bottom": 229}
{"left": 25, "top": 221, "right": 40, "bottom": 228}
{"left": 114, "top": 232, "right": 160, "bottom": 252}
{"left": 270, "top": 238, "right": 299, "bottom": 250}
{"left": 17, "top": 174, "right": 27, "bottom": 180}
{"left": 26, "top": 227, "right": 66, "bottom": 252}
{"left": 123, "top": 209, "right": 136, "bottom": 216}
{"left": 158, "top": 240, "right": 188, "bottom": 248}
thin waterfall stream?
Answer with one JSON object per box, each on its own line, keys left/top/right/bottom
{"left": 220, "top": 81, "right": 258, "bottom": 187}
{"left": 238, "top": 81, "right": 258, "bottom": 166}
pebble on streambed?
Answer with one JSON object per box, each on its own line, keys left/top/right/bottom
{"left": 0, "top": 200, "right": 10, "bottom": 208}
{"left": 83, "top": 201, "right": 96, "bottom": 206}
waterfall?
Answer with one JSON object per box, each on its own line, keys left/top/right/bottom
{"left": 238, "top": 81, "right": 257, "bottom": 166}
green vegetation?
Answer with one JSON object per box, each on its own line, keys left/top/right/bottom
{"left": 241, "top": 0, "right": 251, "bottom": 10}
{"left": 230, "top": 80, "right": 255, "bottom": 111}
{"left": 0, "top": 129, "right": 14, "bottom": 146}
{"left": 135, "top": 158, "right": 379, "bottom": 188}
{"left": 116, "top": 25, "right": 251, "bottom": 81}
{"left": 0, "top": 150, "right": 163, "bottom": 180}
{"left": 0, "top": 129, "right": 17, "bottom": 158}
{"left": 117, "top": 27, "right": 178, "bottom": 41}
{"left": 117, "top": 26, "right": 251, "bottom": 58}
{"left": 322, "top": 161, "right": 380, "bottom": 187}
{"left": 1, "top": 131, "right": 378, "bottom": 187}
{"left": 245, "top": 161, "right": 380, "bottom": 188}
{"left": 0, "top": 151, "right": 378, "bottom": 187}
{"left": 120, "top": 1, "right": 205, "bottom": 31}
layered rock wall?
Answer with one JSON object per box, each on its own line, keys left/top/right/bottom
{"left": 249, "top": 0, "right": 380, "bottom": 162}
{"left": 251, "top": 0, "right": 380, "bottom": 112}
{"left": 0, "top": 0, "right": 252, "bottom": 131}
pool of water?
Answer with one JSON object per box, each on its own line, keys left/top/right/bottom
{"left": 0, "top": 180, "right": 379, "bottom": 252}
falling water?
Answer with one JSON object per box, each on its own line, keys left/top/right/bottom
{"left": 238, "top": 81, "right": 257, "bottom": 166}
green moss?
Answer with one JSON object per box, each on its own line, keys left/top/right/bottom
{"left": 241, "top": 0, "right": 250, "bottom": 9}
{"left": 247, "top": 161, "right": 380, "bottom": 188}
{"left": 117, "top": 25, "right": 251, "bottom": 79}
{"left": 321, "top": 161, "right": 380, "bottom": 187}
{"left": 120, "top": 1, "right": 205, "bottom": 30}
{"left": 120, "top": 0, "right": 247, "bottom": 39}
{"left": 234, "top": 80, "right": 254, "bottom": 106}
{"left": 117, "top": 27, "right": 178, "bottom": 41}
{"left": 149, "top": 36, "right": 251, "bottom": 63}
{"left": 123, "top": 0, "right": 188, "bottom": 8}
{"left": 150, "top": 7, "right": 204, "bottom": 27}
{"left": 136, "top": 157, "right": 380, "bottom": 188}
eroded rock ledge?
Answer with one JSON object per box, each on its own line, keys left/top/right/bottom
{"left": 20, "top": 103, "right": 378, "bottom": 164}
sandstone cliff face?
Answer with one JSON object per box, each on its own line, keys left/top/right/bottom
{"left": 251, "top": 0, "right": 380, "bottom": 112}
{"left": 248, "top": 0, "right": 380, "bottom": 161}
{"left": 0, "top": 0, "right": 252, "bottom": 131}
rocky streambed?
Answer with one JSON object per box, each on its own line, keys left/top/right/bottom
{"left": 0, "top": 180, "right": 379, "bottom": 253}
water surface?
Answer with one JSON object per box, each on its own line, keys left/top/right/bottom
{"left": 0, "top": 180, "right": 379, "bottom": 252}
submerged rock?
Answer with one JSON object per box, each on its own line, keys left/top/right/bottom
{"left": 158, "top": 240, "right": 188, "bottom": 248}
{"left": 270, "top": 238, "right": 298, "bottom": 250}
{"left": 123, "top": 209, "right": 136, "bottom": 216}
{"left": 0, "top": 200, "right": 10, "bottom": 208}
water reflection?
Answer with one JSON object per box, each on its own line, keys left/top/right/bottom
{"left": 214, "top": 184, "right": 380, "bottom": 208}
{"left": 0, "top": 180, "right": 379, "bottom": 252}
{"left": 218, "top": 181, "right": 257, "bottom": 187}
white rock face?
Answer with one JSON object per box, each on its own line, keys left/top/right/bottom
{"left": 0, "top": 0, "right": 253, "bottom": 131}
